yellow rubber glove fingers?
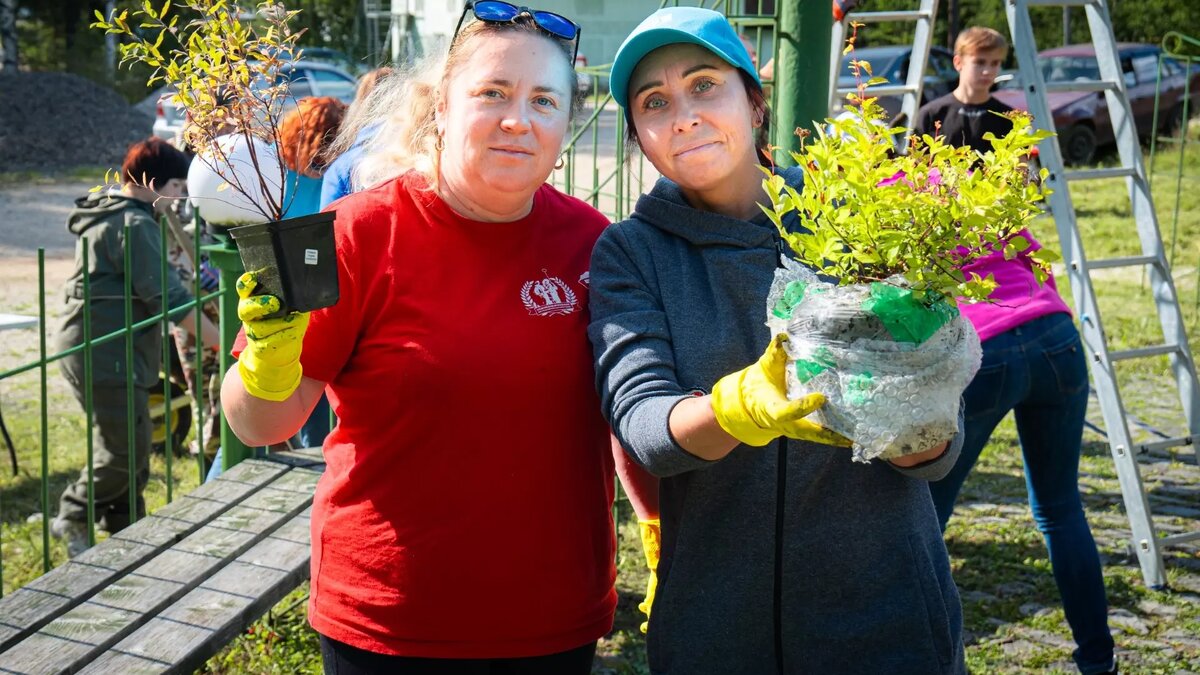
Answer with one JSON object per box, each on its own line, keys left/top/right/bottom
{"left": 712, "top": 335, "right": 850, "bottom": 447}
{"left": 757, "top": 332, "right": 792, "bottom": 384}
{"left": 711, "top": 366, "right": 779, "bottom": 447}
{"left": 244, "top": 312, "right": 309, "bottom": 366}
{"left": 236, "top": 271, "right": 284, "bottom": 324}
{"left": 637, "top": 519, "right": 661, "bottom": 634}
{"left": 766, "top": 389, "right": 853, "bottom": 448}
{"left": 235, "top": 272, "right": 308, "bottom": 402}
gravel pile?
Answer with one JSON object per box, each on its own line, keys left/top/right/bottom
{"left": 0, "top": 71, "right": 154, "bottom": 173}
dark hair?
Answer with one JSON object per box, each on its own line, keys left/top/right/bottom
{"left": 121, "top": 137, "right": 191, "bottom": 187}
{"left": 625, "top": 68, "right": 772, "bottom": 168}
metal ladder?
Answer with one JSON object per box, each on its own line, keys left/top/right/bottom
{"left": 1007, "top": 0, "right": 1200, "bottom": 589}
{"left": 828, "top": 0, "right": 940, "bottom": 135}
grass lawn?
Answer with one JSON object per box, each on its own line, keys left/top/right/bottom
{"left": 3, "top": 126, "right": 1200, "bottom": 673}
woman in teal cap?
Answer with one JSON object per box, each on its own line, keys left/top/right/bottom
{"left": 588, "top": 7, "right": 967, "bottom": 673}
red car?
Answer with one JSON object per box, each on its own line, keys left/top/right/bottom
{"left": 992, "top": 43, "right": 1200, "bottom": 165}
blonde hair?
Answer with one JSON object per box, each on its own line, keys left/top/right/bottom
{"left": 954, "top": 26, "right": 1008, "bottom": 57}
{"left": 333, "top": 17, "right": 581, "bottom": 192}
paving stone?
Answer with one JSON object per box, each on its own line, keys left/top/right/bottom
{"left": 996, "top": 581, "right": 1036, "bottom": 596}
{"left": 1108, "top": 609, "right": 1151, "bottom": 635}
{"left": 1000, "top": 639, "right": 1039, "bottom": 657}
{"left": 962, "top": 590, "right": 998, "bottom": 604}
{"left": 974, "top": 516, "right": 1011, "bottom": 525}
{"left": 1018, "top": 602, "right": 1052, "bottom": 617}
{"left": 1127, "top": 639, "right": 1176, "bottom": 657}
{"left": 1136, "top": 599, "right": 1179, "bottom": 618}
{"left": 1014, "top": 627, "right": 1076, "bottom": 650}
{"left": 1152, "top": 502, "right": 1200, "bottom": 516}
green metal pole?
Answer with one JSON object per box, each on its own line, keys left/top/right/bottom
{"left": 201, "top": 236, "right": 251, "bottom": 471}
{"left": 772, "top": 0, "right": 832, "bottom": 167}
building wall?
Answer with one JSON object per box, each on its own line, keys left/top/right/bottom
{"left": 405, "top": 1, "right": 775, "bottom": 80}
{"left": 410, "top": 0, "right": 676, "bottom": 67}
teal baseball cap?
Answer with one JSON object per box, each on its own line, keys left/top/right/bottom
{"left": 609, "top": 7, "right": 761, "bottom": 111}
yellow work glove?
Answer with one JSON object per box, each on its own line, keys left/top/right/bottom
{"left": 710, "top": 334, "right": 851, "bottom": 447}
{"left": 236, "top": 272, "right": 308, "bottom": 402}
{"left": 637, "top": 518, "right": 661, "bottom": 634}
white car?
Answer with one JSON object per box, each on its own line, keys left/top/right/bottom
{"left": 152, "top": 60, "right": 358, "bottom": 143}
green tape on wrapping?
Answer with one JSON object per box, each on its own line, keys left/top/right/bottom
{"left": 845, "top": 371, "right": 874, "bottom": 405}
{"left": 794, "top": 345, "right": 836, "bottom": 383}
{"left": 772, "top": 280, "right": 808, "bottom": 319}
{"left": 860, "top": 283, "right": 958, "bottom": 344}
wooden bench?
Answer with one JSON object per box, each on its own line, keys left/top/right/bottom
{"left": 0, "top": 449, "right": 323, "bottom": 675}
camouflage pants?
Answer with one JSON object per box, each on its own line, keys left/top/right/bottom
{"left": 58, "top": 385, "right": 150, "bottom": 533}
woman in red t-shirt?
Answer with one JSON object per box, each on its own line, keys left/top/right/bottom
{"left": 220, "top": 4, "right": 623, "bottom": 673}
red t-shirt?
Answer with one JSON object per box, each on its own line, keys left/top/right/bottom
{"left": 296, "top": 172, "right": 616, "bottom": 657}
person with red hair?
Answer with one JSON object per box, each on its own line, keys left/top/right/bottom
{"left": 278, "top": 96, "right": 348, "bottom": 218}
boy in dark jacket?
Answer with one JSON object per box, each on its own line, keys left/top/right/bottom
{"left": 51, "top": 138, "right": 218, "bottom": 557}
{"left": 913, "top": 27, "right": 1013, "bottom": 153}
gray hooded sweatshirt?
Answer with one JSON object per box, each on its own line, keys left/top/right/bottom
{"left": 55, "top": 193, "right": 192, "bottom": 390}
{"left": 588, "top": 168, "right": 967, "bottom": 675}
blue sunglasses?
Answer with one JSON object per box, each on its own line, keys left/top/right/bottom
{"left": 452, "top": 1, "right": 581, "bottom": 63}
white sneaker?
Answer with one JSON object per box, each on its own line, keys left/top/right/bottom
{"left": 50, "top": 517, "right": 90, "bottom": 558}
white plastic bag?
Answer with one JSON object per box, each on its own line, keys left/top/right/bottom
{"left": 766, "top": 261, "right": 981, "bottom": 462}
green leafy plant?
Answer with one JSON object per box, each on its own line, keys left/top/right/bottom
{"left": 762, "top": 24, "right": 1060, "bottom": 306}
{"left": 92, "top": 0, "right": 305, "bottom": 222}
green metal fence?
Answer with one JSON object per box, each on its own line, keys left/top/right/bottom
{"left": 0, "top": 214, "right": 223, "bottom": 594}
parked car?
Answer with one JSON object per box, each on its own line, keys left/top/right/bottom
{"left": 992, "top": 43, "right": 1200, "bottom": 165}
{"left": 152, "top": 60, "right": 358, "bottom": 144}
{"left": 831, "top": 45, "right": 959, "bottom": 122}
{"left": 300, "top": 46, "right": 368, "bottom": 78}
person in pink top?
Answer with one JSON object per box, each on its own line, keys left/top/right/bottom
{"left": 916, "top": 27, "right": 1116, "bottom": 675}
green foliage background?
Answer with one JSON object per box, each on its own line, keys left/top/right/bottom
{"left": 4, "top": 0, "right": 368, "bottom": 102}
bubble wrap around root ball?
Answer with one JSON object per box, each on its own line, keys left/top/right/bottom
{"left": 766, "top": 263, "right": 982, "bottom": 462}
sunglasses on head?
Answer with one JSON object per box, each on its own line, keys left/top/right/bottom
{"left": 452, "top": 1, "right": 581, "bottom": 64}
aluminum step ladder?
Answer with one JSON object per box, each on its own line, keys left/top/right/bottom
{"left": 829, "top": 0, "right": 940, "bottom": 140}
{"left": 1007, "top": 0, "right": 1200, "bottom": 589}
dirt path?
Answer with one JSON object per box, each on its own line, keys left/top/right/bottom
{"left": 0, "top": 180, "right": 89, "bottom": 371}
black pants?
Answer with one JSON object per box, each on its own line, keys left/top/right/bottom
{"left": 319, "top": 635, "right": 596, "bottom": 675}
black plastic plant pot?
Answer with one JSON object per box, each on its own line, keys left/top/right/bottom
{"left": 229, "top": 211, "right": 339, "bottom": 318}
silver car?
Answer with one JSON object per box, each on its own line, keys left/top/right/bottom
{"left": 152, "top": 60, "right": 358, "bottom": 142}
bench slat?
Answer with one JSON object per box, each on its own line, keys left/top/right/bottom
{"left": 0, "top": 464, "right": 315, "bottom": 674}
{"left": 0, "top": 461, "right": 289, "bottom": 655}
{"left": 79, "top": 512, "right": 313, "bottom": 674}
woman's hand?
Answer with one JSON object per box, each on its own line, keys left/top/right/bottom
{"left": 235, "top": 272, "right": 309, "bottom": 402}
{"left": 710, "top": 335, "right": 851, "bottom": 448}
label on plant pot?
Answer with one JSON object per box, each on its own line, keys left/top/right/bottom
{"left": 304, "top": 249, "right": 319, "bottom": 265}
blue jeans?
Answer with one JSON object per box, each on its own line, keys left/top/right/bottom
{"left": 928, "top": 312, "right": 1115, "bottom": 675}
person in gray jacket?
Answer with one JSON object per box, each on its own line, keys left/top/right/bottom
{"left": 50, "top": 137, "right": 217, "bottom": 557}
{"left": 589, "top": 8, "right": 968, "bottom": 674}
